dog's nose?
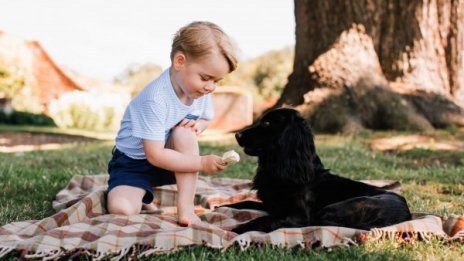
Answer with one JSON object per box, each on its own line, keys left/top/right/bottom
{"left": 235, "top": 132, "right": 242, "bottom": 140}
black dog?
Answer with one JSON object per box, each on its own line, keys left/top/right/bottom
{"left": 225, "top": 108, "right": 411, "bottom": 234}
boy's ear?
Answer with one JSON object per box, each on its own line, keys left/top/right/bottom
{"left": 173, "top": 52, "right": 187, "bottom": 70}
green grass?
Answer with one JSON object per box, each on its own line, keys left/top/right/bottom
{"left": 1, "top": 128, "right": 464, "bottom": 260}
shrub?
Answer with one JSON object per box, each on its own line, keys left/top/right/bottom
{"left": 48, "top": 91, "right": 129, "bottom": 131}
{"left": 0, "top": 66, "right": 25, "bottom": 99}
{"left": 0, "top": 110, "right": 56, "bottom": 126}
{"left": 11, "top": 93, "right": 45, "bottom": 114}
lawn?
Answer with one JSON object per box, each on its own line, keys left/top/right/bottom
{"left": 0, "top": 127, "right": 463, "bottom": 260}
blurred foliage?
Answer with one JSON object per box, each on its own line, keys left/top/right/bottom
{"left": 114, "top": 63, "right": 163, "bottom": 97}
{"left": 220, "top": 47, "right": 294, "bottom": 101}
{"left": 111, "top": 48, "right": 294, "bottom": 103}
{"left": 51, "top": 103, "right": 117, "bottom": 130}
{"left": 0, "top": 110, "right": 56, "bottom": 126}
{"left": 0, "top": 66, "right": 24, "bottom": 99}
{"left": 0, "top": 48, "right": 294, "bottom": 131}
{"left": 48, "top": 91, "right": 129, "bottom": 131}
{"left": 12, "top": 92, "right": 45, "bottom": 114}
{"left": 0, "top": 66, "right": 44, "bottom": 114}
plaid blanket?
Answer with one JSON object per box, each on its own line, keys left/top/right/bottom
{"left": 0, "top": 175, "right": 463, "bottom": 260}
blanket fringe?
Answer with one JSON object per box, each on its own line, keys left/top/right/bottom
{"left": 92, "top": 250, "right": 109, "bottom": 261}
{"left": 79, "top": 247, "right": 133, "bottom": 261}
{"left": 450, "top": 230, "right": 464, "bottom": 242}
{"left": 24, "top": 249, "right": 65, "bottom": 260}
{"left": 340, "top": 237, "right": 358, "bottom": 247}
{"left": 238, "top": 238, "right": 252, "bottom": 251}
{"left": 43, "top": 250, "right": 64, "bottom": 261}
{"left": 112, "top": 247, "right": 130, "bottom": 261}
{"left": 296, "top": 240, "right": 305, "bottom": 249}
{"left": 0, "top": 246, "right": 14, "bottom": 258}
{"left": 2, "top": 228, "right": 462, "bottom": 260}
{"left": 368, "top": 229, "right": 442, "bottom": 244}
{"left": 138, "top": 245, "right": 174, "bottom": 258}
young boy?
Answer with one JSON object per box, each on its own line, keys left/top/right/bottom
{"left": 107, "top": 21, "right": 238, "bottom": 226}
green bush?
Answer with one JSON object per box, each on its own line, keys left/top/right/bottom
{"left": 48, "top": 91, "right": 128, "bottom": 131}
{"left": 0, "top": 67, "right": 25, "bottom": 99}
{"left": 52, "top": 103, "right": 118, "bottom": 130}
{"left": 11, "top": 93, "right": 45, "bottom": 114}
{"left": 220, "top": 47, "right": 294, "bottom": 100}
{"left": 0, "top": 110, "right": 56, "bottom": 126}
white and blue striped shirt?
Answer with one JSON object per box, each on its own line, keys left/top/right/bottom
{"left": 115, "top": 68, "right": 214, "bottom": 159}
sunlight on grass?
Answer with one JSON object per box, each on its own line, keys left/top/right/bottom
{"left": 1, "top": 128, "right": 463, "bottom": 260}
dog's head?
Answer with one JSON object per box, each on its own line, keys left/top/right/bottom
{"left": 236, "top": 108, "right": 315, "bottom": 156}
{"left": 236, "top": 108, "right": 324, "bottom": 182}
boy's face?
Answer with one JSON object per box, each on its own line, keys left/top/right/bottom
{"left": 172, "top": 51, "right": 229, "bottom": 101}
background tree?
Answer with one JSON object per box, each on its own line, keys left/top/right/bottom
{"left": 277, "top": 0, "right": 464, "bottom": 133}
{"left": 0, "top": 67, "right": 24, "bottom": 100}
{"left": 114, "top": 63, "right": 162, "bottom": 97}
{"left": 221, "top": 48, "right": 293, "bottom": 100}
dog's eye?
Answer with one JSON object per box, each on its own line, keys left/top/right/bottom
{"left": 261, "top": 121, "right": 270, "bottom": 127}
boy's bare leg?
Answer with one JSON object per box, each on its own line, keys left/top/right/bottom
{"left": 168, "top": 126, "right": 201, "bottom": 226}
{"left": 107, "top": 185, "right": 145, "bottom": 215}
{"left": 175, "top": 171, "right": 200, "bottom": 225}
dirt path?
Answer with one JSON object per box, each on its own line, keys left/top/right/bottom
{"left": 0, "top": 132, "right": 99, "bottom": 153}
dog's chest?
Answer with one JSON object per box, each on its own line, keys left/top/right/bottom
{"left": 255, "top": 181, "right": 314, "bottom": 209}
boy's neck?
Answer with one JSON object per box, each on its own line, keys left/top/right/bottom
{"left": 169, "top": 67, "right": 193, "bottom": 105}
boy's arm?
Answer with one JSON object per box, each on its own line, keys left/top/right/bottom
{"left": 144, "top": 140, "right": 202, "bottom": 173}
{"left": 143, "top": 139, "right": 224, "bottom": 174}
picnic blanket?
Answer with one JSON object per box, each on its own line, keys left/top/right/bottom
{"left": 0, "top": 175, "right": 463, "bottom": 260}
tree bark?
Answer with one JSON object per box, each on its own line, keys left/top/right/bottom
{"left": 278, "top": 0, "right": 464, "bottom": 132}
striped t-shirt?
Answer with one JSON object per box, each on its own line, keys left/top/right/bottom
{"left": 115, "top": 68, "right": 214, "bottom": 159}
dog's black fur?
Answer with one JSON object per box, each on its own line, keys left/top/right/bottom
{"left": 224, "top": 108, "right": 411, "bottom": 234}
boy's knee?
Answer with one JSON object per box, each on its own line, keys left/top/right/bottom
{"left": 169, "top": 127, "right": 199, "bottom": 152}
{"left": 171, "top": 126, "right": 197, "bottom": 140}
{"left": 107, "top": 197, "right": 140, "bottom": 215}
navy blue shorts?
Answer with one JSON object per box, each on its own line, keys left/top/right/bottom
{"left": 107, "top": 147, "right": 176, "bottom": 204}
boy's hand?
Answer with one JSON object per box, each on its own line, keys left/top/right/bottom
{"left": 200, "top": 155, "right": 226, "bottom": 174}
{"left": 178, "top": 119, "right": 200, "bottom": 134}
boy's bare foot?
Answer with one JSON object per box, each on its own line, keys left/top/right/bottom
{"left": 141, "top": 202, "right": 163, "bottom": 214}
{"left": 178, "top": 206, "right": 201, "bottom": 226}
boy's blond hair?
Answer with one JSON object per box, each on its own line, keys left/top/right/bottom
{"left": 171, "top": 21, "right": 238, "bottom": 72}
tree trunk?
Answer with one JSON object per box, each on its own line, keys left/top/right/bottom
{"left": 278, "top": 0, "right": 464, "bottom": 132}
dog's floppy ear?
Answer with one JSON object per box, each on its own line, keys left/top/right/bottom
{"left": 278, "top": 114, "right": 314, "bottom": 151}
{"left": 279, "top": 113, "right": 327, "bottom": 172}
{"left": 275, "top": 115, "right": 317, "bottom": 183}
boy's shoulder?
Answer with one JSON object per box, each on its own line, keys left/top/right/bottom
{"left": 137, "top": 70, "right": 172, "bottom": 99}
{"left": 147, "top": 69, "right": 170, "bottom": 89}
